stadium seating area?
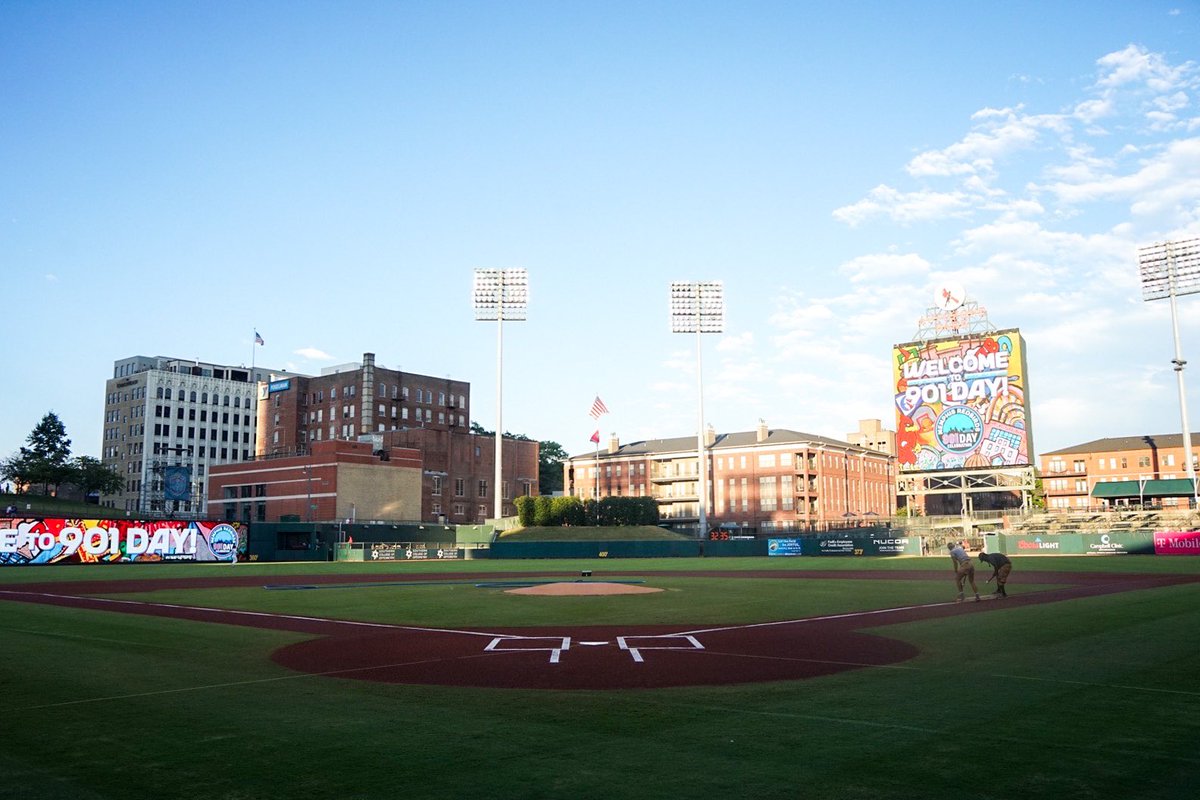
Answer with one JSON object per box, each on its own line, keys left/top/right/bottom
{"left": 1006, "top": 508, "right": 1200, "bottom": 536}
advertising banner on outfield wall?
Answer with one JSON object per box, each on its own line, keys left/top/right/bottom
{"left": 768, "top": 535, "right": 921, "bottom": 556}
{"left": 1154, "top": 531, "right": 1200, "bottom": 555}
{"left": 0, "top": 517, "right": 245, "bottom": 566}
{"left": 367, "top": 543, "right": 460, "bottom": 561}
{"left": 992, "top": 532, "right": 1156, "bottom": 555}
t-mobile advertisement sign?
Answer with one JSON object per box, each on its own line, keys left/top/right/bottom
{"left": 1154, "top": 531, "right": 1200, "bottom": 555}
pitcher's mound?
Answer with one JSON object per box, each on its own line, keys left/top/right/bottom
{"left": 506, "top": 582, "right": 663, "bottom": 596}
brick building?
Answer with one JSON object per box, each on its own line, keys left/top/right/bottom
{"left": 1040, "top": 433, "right": 1200, "bottom": 511}
{"left": 207, "top": 439, "right": 423, "bottom": 523}
{"left": 565, "top": 421, "right": 895, "bottom": 535}
{"left": 256, "top": 352, "right": 538, "bottom": 523}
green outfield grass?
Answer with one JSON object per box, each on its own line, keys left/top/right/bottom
{"left": 2, "top": 556, "right": 1199, "bottom": 800}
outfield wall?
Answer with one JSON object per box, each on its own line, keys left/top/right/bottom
{"left": 983, "top": 530, "right": 1200, "bottom": 555}
{"left": 488, "top": 531, "right": 921, "bottom": 559}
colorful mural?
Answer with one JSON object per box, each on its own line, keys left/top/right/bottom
{"left": 0, "top": 518, "right": 245, "bottom": 566}
{"left": 893, "top": 329, "right": 1032, "bottom": 473}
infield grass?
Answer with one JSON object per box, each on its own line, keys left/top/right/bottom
{"left": 2, "top": 556, "right": 1198, "bottom": 800}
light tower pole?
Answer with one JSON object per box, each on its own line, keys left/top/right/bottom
{"left": 473, "top": 268, "right": 528, "bottom": 521}
{"left": 670, "top": 281, "right": 725, "bottom": 538}
{"left": 1138, "top": 238, "right": 1200, "bottom": 506}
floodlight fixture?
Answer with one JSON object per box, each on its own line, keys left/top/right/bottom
{"left": 670, "top": 281, "right": 725, "bottom": 333}
{"left": 473, "top": 268, "right": 529, "bottom": 321}
{"left": 1137, "top": 238, "right": 1200, "bottom": 505}
{"left": 669, "top": 280, "right": 725, "bottom": 538}
{"left": 473, "top": 268, "right": 529, "bottom": 520}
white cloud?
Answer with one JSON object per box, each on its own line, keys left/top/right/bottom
{"left": 837, "top": 252, "right": 932, "bottom": 284}
{"left": 1034, "top": 136, "right": 1200, "bottom": 213}
{"left": 294, "top": 347, "right": 334, "bottom": 360}
{"left": 905, "top": 112, "right": 1065, "bottom": 178}
{"left": 832, "top": 185, "right": 973, "bottom": 226}
{"left": 1095, "top": 44, "right": 1191, "bottom": 92}
{"left": 715, "top": 331, "right": 754, "bottom": 353}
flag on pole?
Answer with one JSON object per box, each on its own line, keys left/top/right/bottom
{"left": 254, "top": 331, "right": 265, "bottom": 346}
{"left": 589, "top": 430, "right": 600, "bottom": 444}
{"left": 589, "top": 396, "right": 609, "bottom": 419}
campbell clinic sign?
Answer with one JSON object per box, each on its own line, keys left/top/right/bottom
{"left": 893, "top": 329, "right": 1033, "bottom": 472}
{"left": 0, "top": 518, "right": 244, "bottom": 566}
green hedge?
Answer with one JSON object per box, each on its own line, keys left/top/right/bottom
{"left": 515, "top": 495, "right": 656, "bottom": 527}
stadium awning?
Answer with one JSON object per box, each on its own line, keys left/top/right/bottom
{"left": 1091, "top": 478, "right": 1198, "bottom": 499}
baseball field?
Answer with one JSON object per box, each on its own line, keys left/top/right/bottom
{"left": 2, "top": 555, "right": 1199, "bottom": 800}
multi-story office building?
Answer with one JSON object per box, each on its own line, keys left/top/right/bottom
{"left": 565, "top": 421, "right": 895, "bottom": 535}
{"left": 101, "top": 355, "right": 293, "bottom": 516}
{"left": 1040, "top": 433, "right": 1200, "bottom": 510}
{"left": 846, "top": 418, "right": 897, "bottom": 456}
{"left": 258, "top": 353, "right": 539, "bottom": 523}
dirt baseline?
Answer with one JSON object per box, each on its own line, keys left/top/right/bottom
{"left": 4, "top": 568, "right": 1196, "bottom": 690}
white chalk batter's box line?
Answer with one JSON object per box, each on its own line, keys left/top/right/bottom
{"left": 484, "top": 634, "right": 705, "bottom": 664}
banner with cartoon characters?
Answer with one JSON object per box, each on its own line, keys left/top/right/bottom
{"left": 0, "top": 518, "right": 245, "bottom": 565}
{"left": 893, "top": 329, "right": 1033, "bottom": 473}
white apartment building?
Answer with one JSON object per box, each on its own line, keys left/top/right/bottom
{"left": 101, "top": 356, "right": 294, "bottom": 516}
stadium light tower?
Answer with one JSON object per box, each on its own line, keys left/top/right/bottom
{"left": 670, "top": 281, "right": 724, "bottom": 538}
{"left": 1138, "top": 238, "right": 1200, "bottom": 506}
{"left": 473, "top": 268, "right": 528, "bottom": 521}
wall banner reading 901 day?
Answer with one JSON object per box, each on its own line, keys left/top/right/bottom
{"left": 0, "top": 518, "right": 245, "bottom": 566}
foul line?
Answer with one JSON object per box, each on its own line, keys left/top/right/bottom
{"left": 677, "top": 600, "right": 955, "bottom": 636}
{"left": 0, "top": 590, "right": 514, "bottom": 641}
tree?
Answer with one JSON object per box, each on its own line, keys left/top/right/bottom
{"left": 19, "top": 412, "right": 74, "bottom": 494}
{"left": 72, "top": 456, "right": 125, "bottom": 497}
{"left": 0, "top": 452, "right": 35, "bottom": 493}
{"left": 538, "top": 440, "right": 567, "bottom": 495}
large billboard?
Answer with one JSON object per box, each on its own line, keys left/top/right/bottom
{"left": 0, "top": 518, "right": 245, "bottom": 566}
{"left": 893, "top": 329, "right": 1032, "bottom": 472}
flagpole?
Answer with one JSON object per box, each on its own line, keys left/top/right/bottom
{"left": 594, "top": 433, "right": 600, "bottom": 526}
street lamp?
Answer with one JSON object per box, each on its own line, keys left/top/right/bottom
{"left": 1138, "top": 238, "right": 1200, "bottom": 506}
{"left": 669, "top": 280, "right": 724, "bottom": 538}
{"left": 473, "top": 268, "right": 528, "bottom": 521}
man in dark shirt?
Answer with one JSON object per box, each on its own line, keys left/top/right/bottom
{"left": 978, "top": 551, "right": 1012, "bottom": 597}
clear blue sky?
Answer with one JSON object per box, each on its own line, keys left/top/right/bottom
{"left": 2, "top": 1, "right": 1198, "bottom": 464}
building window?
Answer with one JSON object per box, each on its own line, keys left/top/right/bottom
{"left": 478, "top": 480, "right": 488, "bottom": 498}
{"left": 760, "top": 476, "right": 777, "bottom": 511}
{"left": 455, "top": 478, "right": 465, "bottom": 497}
{"left": 1073, "top": 460, "right": 1086, "bottom": 473}
{"left": 758, "top": 454, "right": 776, "bottom": 468}
{"left": 432, "top": 476, "right": 442, "bottom": 496}
{"left": 1139, "top": 456, "right": 1151, "bottom": 467}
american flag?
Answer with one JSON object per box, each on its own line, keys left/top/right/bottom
{"left": 254, "top": 331, "right": 265, "bottom": 346}
{"left": 589, "top": 396, "right": 609, "bottom": 419}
